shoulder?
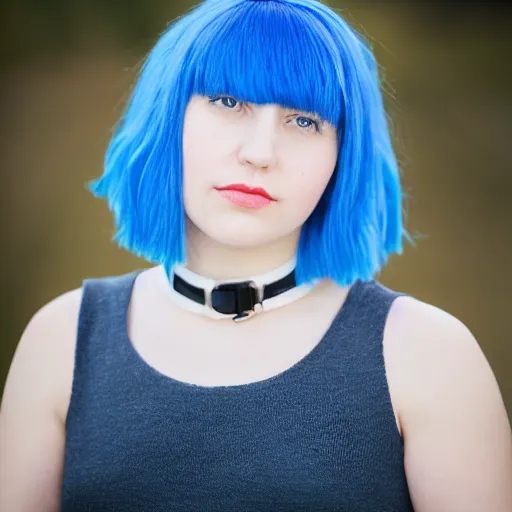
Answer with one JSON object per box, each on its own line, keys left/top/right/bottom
{"left": 384, "top": 294, "right": 499, "bottom": 425}
{"left": 384, "top": 294, "right": 512, "bottom": 505}
{"left": 0, "top": 288, "right": 85, "bottom": 511}
{"left": 385, "top": 293, "right": 480, "bottom": 361}
{"left": 19, "top": 287, "right": 83, "bottom": 360}
{"left": 30, "top": 287, "right": 83, "bottom": 329}
{"left": 383, "top": 294, "right": 512, "bottom": 508}
{"left": 12, "top": 288, "right": 84, "bottom": 424}
{"left": 24, "top": 288, "right": 83, "bottom": 348}
{"left": 17, "top": 269, "right": 147, "bottom": 419}
{"left": 381, "top": 291, "right": 512, "bottom": 509}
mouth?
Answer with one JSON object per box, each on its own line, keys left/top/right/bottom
{"left": 214, "top": 183, "right": 276, "bottom": 209}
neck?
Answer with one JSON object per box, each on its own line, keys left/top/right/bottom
{"left": 184, "top": 222, "right": 300, "bottom": 281}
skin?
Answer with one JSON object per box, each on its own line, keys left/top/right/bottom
{"left": 0, "top": 94, "right": 511, "bottom": 511}
{"left": 182, "top": 94, "right": 339, "bottom": 279}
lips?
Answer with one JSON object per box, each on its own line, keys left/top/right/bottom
{"left": 214, "top": 183, "right": 276, "bottom": 209}
{"left": 214, "top": 184, "right": 275, "bottom": 201}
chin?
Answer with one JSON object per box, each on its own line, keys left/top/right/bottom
{"left": 204, "top": 225, "right": 278, "bottom": 248}
{"left": 187, "top": 212, "right": 281, "bottom": 248}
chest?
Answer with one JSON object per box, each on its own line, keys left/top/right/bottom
{"left": 128, "top": 291, "right": 344, "bottom": 387}
{"left": 125, "top": 294, "right": 404, "bottom": 436}
{"left": 62, "top": 372, "right": 412, "bottom": 512}
{"left": 61, "top": 276, "right": 412, "bottom": 510}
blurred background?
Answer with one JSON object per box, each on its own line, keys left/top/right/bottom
{"left": 0, "top": 1, "right": 511, "bottom": 420}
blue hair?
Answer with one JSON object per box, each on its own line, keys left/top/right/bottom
{"left": 90, "top": 0, "right": 409, "bottom": 286}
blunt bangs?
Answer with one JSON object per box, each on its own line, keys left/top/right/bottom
{"left": 186, "top": 0, "right": 344, "bottom": 128}
{"left": 90, "top": 0, "right": 407, "bottom": 286}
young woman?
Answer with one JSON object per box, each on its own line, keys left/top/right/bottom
{"left": 1, "top": 0, "right": 511, "bottom": 510}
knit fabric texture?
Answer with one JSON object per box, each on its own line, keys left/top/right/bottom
{"left": 60, "top": 271, "right": 414, "bottom": 511}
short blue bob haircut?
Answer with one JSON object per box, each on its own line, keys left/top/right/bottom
{"left": 90, "top": 0, "right": 409, "bottom": 286}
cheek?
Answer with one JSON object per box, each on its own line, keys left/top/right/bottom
{"left": 182, "top": 123, "right": 234, "bottom": 191}
{"left": 182, "top": 122, "right": 234, "bottom": 221}
{"left": 290, "top": 142, "right": 338, "bottom": 206}
{"left": 182, "top": 131, "right": 206, "bottom": 211}
{"left": 183, "top": 125, "right": 210, "bottom": 177}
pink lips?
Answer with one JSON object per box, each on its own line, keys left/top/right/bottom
{"left": 214, "top": 184, "right": 276, "bottom": 209}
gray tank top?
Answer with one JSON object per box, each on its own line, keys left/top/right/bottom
{"left": 60, "top": 270, "right": 414, "bottom": 511}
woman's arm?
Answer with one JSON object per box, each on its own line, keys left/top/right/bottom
{"left": 387, "top": 297, "right": 512, "bottom": 512}
{"left": 0, "top": 290, "right": 81, "bottom": 512}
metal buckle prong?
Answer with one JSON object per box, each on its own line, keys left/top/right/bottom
{"left": 231, "top": 281, "right": 263, "bottom": 322}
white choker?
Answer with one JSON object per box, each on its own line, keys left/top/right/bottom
{"left": 164, "top": 257, "right": 315, "bottom": 322}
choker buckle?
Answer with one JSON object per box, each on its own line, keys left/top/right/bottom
{"left": 206, "top": 280, "right": 263, "bottom": 322}
{"left": 232, "top": 301, "right": 264, "bottom": 323}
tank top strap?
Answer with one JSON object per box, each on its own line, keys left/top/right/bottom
{"left": 327, "top": 278, "right": 409, "bottom": 373}
{"left": 364, "top": 279, "right": 407, "bottom": 324}
{"left": 340, "top": 279, "right": 407, "bottom": 332}
{"left": 77, "top": 270, "right": 141, "bottom": 348}
{"left": 67, "top": 270, "right": 141, "bottom": 427}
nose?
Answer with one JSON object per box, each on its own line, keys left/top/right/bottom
{"left": 237, "top": 106, "right": 278, "bottom": 171}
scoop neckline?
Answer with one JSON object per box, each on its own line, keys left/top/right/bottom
{"left": 120, "top": 270, "right": 366, "bottom": 393}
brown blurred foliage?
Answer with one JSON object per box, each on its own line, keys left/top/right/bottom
{"left": 0, "top": 1, "right": 511, "bottom": 419}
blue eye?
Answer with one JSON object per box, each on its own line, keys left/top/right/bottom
{"left": 223, "top": 97, "right": 238, "bottom": 108}
{"left": 209, "top": 95, "right": 239, "bottom": 109}
{"left": 296, "top": 116, "right": 320, "bottom": 132}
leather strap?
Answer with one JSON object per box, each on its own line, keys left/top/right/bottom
{"left": 173, "top": 271, "right": 296, "bottom": 320}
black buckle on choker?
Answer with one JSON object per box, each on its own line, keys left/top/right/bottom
{"left": 172, "top": 270, "right": 296, "bottom": 322}
{"left": 206, "top": 281, "right": 263, "bottom": 322}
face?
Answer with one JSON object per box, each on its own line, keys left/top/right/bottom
{"left": 182, "top": 94, "right": 338, "bottom": 249}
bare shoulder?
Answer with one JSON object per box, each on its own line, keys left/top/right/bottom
{"left": 383, "top": 295, "right": 499, "bottom": 419}
{"left": 10, "top": 287, "right": 83, "bottom": 424}
{"left": 27, "top": 287, "right": 83, "bottom": 336}
{"left": 383, "top": 295, "right": 512, "bottom": 511}
{"left": 0, "top": 289, "right": 83, "bottom": 511}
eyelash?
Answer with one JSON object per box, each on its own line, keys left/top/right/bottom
{"left": 208, "top": 95, "right": 322, "bottom": 133}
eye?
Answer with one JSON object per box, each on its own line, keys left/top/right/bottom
{"left": 208, "top": 95, "right": 241, "bottom": 110}
{"left": 295, "top": 116, "right": 321, "bottom": 133}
